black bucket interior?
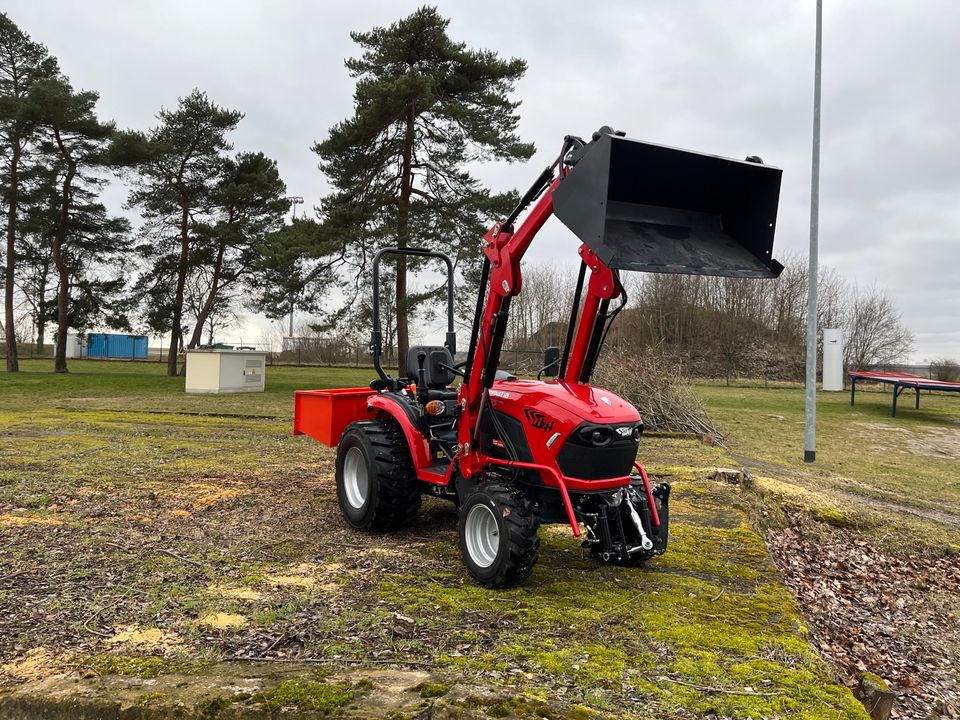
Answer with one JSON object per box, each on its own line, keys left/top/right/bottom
{"left": 553, "top": 134, "right": 783, "bottom": 278}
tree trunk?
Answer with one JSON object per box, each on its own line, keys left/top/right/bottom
{"left": 395, "top": 103, "right": 415, "bottom": 377}
{"left": 187, "top": 241, "right": 226, "bottom": 349}
{"left": 168, "top": 202, "right": 190, "bottom": 376}
{"left": 4, "top": 144, "right": 21, "bottom": 372}
{"left": 36, "top": 261, "right": 51, "bottom": 352}
{"left": 36, "top": 286, "right": 46, "bottom": 352}
{"left": 52, "top": 132, "right": 76, "bottom": 374}
{"left": 53, "top": 157, "right": 77, "bottom": 373}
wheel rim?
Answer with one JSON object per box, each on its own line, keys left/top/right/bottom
{"left": 464, "top": 503, "right": 500, "bottom": 568}
{"left": 343, "top": 446, "right": 369, "bottom": 510}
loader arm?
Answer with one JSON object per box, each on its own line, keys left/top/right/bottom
{"left": 456, "top": 127, "right": 783, "bottom": 479}
{"left": 457, "top": 176, "right": 620, "bottom": 478}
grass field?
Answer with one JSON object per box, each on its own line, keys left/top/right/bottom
{"left": 694, "top": 381, "right": 960, "bottom": 550}
{"left": 2, "top": 359, "right": 956, "bottom": 717}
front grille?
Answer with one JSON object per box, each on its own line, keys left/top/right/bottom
{"left": 555, "top": 421, "right": 640, "bottom": 480}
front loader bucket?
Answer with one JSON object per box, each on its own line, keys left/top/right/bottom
{"left": 553, "top": 133, "right": 783, "bottom": 278}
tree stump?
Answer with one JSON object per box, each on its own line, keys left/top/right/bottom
{"left": 855, "top": 672, "right": 895, "bottom": 720}
{"left": 699, "top": 467, "right": 749, "bottom": 485}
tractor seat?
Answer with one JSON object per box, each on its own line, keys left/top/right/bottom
{"left": 407, "top": 346, "right": 458, "bottom": 401}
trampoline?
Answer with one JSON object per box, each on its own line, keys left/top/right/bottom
{"left": 848, "top": 370, "right": 960, "bottom": 417}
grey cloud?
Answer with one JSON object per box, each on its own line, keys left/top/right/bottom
{"left": 5, "top": 0, "right": 957, "bottom": 359}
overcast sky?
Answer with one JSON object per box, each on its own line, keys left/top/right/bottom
{"left": 6, "top": 0, "right": 958, "bottom": 361}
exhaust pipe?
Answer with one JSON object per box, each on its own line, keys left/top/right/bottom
{"left": 553, "top": 130, "right": 783, "bottom": 278}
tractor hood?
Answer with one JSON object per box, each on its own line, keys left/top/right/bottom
{"left": 489, "top": 378, "right": 639, "bottom": 425}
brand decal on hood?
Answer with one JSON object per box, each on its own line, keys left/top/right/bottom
{"left": 523, "top": 408, "right": 555, "bottom": 433}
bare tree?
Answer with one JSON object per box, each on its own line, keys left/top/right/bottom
{"left": 843, "top": 283, "right": 914, "bottom": 369}
{"left": 930, "top": 357, "right": 960, "bottom": 382}
{"left": 506, "top": 263, "right": 574, "bottom": 350}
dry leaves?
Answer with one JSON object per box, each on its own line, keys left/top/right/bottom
{"left": 766, "top": 522, "right": 960, "bottom": 719}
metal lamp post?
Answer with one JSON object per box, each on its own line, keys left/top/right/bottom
{"left": 804, "top": 0, "right": 823, "bottom": 462}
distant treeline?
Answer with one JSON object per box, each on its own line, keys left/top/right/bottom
{"left": 502, "top": 254, "right": 919, "bottom": 381}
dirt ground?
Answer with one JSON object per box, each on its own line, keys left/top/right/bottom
{"left": 0, "top": 398, "right": 865, "bottom": 719}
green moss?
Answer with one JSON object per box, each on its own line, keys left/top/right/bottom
{"left": 371, "top": 481, "right": 867, "bottom": 719}
{"left": 0, "top": 364, "right": 876, "bottom": 720}
{"left": 384, "top": 712, "right": 410, "bottom": 720}
{"left": 20, "top": 492, "right": 51, "bottom": 508}
{"left": 190, "top": 692, "right": 253, "bottom": 717}
{"left": 458, "top": 694, "right": 571, "bottom": 720}
{"left": 197, "top": 695, "right": 236, "bottom": 717}
{"left": 249, "top": 680, "right": 354, "bottom": 714}
{"left": 415, "top": 681, "right": 450, "bottom": 698}
{"left": 812, "top": 506, "right": 859, "bottom": 529}
{"left": 136, "top": 692, "right": 167, "bottom": 707}
{"left": 73, "top": 653, "right": 181, "bottom": 679}
{"left": 859, "top": 671, "right": 890, "bottom": 691}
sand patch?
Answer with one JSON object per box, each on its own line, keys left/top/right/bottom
{"left": 105, "top": 627, "right": 183, "bottom": 654}
{"left": 904, "top": 426, "right": 960, "bottom": 460}
{"left": 263, "top": 561, "right": 344, "bottom": 589}
{"left": 856, "top": 422, "right": 960, "bottom": 460}
{"left": 1, "top": 648, "right": 67, "bottom": 682}
{"left": 179, "top": 482, "right": 249, "bottom": 511}
{"left": 0, "top": 514, "right": 63, "bottom": 527}
{"left": 359, "top": 547, "right": 406, "bottom": 558}
{"left": 264, "top": 562, "right": 319, "bottom": 588}
{"left": 75, "top": 486, "right": 104, "bottom": 497}
{"left": 857, "top": 422, "right": 910, "bottom": 433}
{"left": 265, "top": 574, "right": 316, "bottom": 588}
{"left": 206, "top": 585, "right": 263, "bottom": 602}
{"left": 542, "top": 524, "right": 582, "bottom": 537}
{"left": 154, "top": 481, "right": 251, "bottom": 514}
{"left": 199, "top": 612, "right": 247, "bottom": 629}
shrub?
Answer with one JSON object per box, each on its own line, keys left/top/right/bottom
{"left": 592, "top": 350, "right": 722, "bottom": 441}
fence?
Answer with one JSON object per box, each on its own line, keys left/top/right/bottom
{"left": 2, "top": 342, "right": 945, "bottom": 383}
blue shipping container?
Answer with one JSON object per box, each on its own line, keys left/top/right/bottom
{"left": 87, "top": 333, "right": 149, "bottom": 359}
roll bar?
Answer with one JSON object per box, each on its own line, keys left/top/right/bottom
{"left": 370, "top": 247, "right": 456, "bottom": 384}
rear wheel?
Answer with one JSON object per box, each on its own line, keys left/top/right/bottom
{"left": 335, "top": 420, "right": 421, "bottom": 532}
{"left": 458, "top": 483, "right": 540, "bottom": 588}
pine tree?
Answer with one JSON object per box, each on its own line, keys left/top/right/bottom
{"left": 313, "top": 6, "right": 533, "bottom": 375}
{"left": 127, "top": 90, "right": 242, "bottom": 376}
{"left": 184, "top": 151, "right": 287, "bottom": 348}
{"left": 0, "top": 13, "right": 59, "bottom": 371}
{"left": 248, "top": 217, "right": 343, "bottom": 329}
{"left": 15, "top": 164, "right": 59, "bottom": 350}
{"left": 31, "top": 76, "right": 129, "bottom": 372}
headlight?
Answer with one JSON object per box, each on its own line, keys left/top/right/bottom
{"left": 580, "top": 425, "right": 613, "bottom": 446}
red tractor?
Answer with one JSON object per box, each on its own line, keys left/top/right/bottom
{"left": 294, "top": 128, "right": 782, "bottom": 587}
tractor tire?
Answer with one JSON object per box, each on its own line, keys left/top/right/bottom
{"left": 458, "top": 483, "right": 540, "bottom": 589}
{"left": 335, "top": 419, "right": 421, "bottom": 532}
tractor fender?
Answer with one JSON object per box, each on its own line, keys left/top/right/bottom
{"left": 367, "top": 394, "right": 432, "bottom": 469}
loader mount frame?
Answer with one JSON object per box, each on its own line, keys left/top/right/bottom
{"left": 293, "top": 126, "right": 781, "bottom": 586}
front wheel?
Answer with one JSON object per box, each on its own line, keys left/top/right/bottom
{"left": 335, "top": 420, "right": 421, "bottom": 532}
{"left": 458, "top": 483, "right": 540, "bottom": 588}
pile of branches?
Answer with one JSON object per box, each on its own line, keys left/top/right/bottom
{"left": 592, "top": 350, "right": 722, "bottom": 441}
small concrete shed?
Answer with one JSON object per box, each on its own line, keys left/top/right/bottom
{"left": 185, "top": 349, "right": 266, "bottom": 394}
